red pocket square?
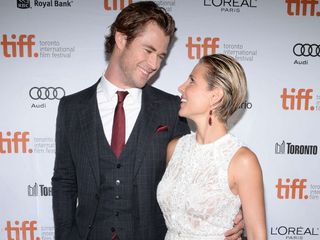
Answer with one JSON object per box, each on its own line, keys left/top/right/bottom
{"left": 156, "top": 125, "right": 168, "bottom": 133}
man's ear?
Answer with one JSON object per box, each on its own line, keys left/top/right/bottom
{"left": 115, "top": 31, "right": 127, "bottom": 50}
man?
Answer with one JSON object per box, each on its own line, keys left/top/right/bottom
{"left": 52, "top": 2, "right": 243, "bottom": 240}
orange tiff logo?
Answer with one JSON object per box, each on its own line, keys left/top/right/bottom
{"left": 186, "top": 37, "right": 220, "bottom": 60}
{"left": 276, "top": 178, "right": 308, "bottom": 200}
{"left": 280, "top": 88, "right": 314, "bottom": 111}
{"left": 104, "top": 0, "right": 133, "bottom": 11}
{"left": 0, "top": 131, "right": 32, "bottom": 154}
{"left": 285, "top": 0, "right": 320, "bottom": 16}
{"left": 0, "top": 34, "right": 38, "bottom": 58}
{"left": 5, "top": 220, "right": 41, "bottom": 240}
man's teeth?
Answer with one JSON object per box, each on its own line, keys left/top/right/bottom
{"left": 181, "top": 99, "right": 187, "bottom": 103}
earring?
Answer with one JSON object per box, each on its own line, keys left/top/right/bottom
{"left": 208, "top": 110, "right": 213, "bottom": 126}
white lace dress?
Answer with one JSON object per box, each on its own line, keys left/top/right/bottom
{"left": 157, "top": 133, "right": 242, "bottom": 240}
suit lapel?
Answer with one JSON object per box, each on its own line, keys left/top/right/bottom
{"left": 79, "top": 82, "right": 100, "bottom": 187}
{"left": 133, "top": 86, "right": 161, "bottom": 177}
{"left": 77, "top": 83, "right": 164, "bottom": 182}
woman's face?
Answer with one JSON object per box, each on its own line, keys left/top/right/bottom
{"left": 178, "top": 63, "right": 214, "bottom": 122}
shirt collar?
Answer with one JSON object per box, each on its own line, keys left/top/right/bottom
{"left": 100, "top": 74, "right": 142, "bottom": 104}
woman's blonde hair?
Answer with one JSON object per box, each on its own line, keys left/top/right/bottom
{"left": 199, "top": 54, "right": 247, "bottom": 123}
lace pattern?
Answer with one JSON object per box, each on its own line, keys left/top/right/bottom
{"left": 157, "top": 133, "right": 242, "bottom": 239}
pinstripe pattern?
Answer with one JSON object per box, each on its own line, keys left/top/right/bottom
{"left": 52, "top": 80, "right": 190, "bottom": 240}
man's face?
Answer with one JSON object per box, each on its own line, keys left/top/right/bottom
{"left": 117, "top": 22, "right": 170, "bottom": 89}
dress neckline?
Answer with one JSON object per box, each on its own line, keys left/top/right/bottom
{"left": 193, "top": 133, "right": 230, "bottom": 147}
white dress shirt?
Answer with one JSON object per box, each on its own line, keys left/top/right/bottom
{"left": 96, "top": 75, "right": 142, "bottom": 144}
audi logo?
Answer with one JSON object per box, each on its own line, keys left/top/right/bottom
{"left": 29, "top": 87, "right": 65, "bottom": 100}
{"left": 293, "top": 43, "right": 320, "bottom": 57}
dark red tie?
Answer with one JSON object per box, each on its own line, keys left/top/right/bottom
{"left": 111, "top": 91, "right": 128, "bottom": 158}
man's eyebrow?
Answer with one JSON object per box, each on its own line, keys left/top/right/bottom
{"left": 144, "top": 44, "right": 167, "bottom": 56}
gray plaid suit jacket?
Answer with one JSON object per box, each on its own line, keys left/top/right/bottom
{"left": 52, "top": 80, "right": 190, "bottom": 240}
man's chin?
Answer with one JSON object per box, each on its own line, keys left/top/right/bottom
{"left": 134, "top": 79, "right": 150, "bottom": 88}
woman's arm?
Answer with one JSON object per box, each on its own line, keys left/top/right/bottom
{"left": 229, "top": 147, "right": 267, "bottom": 240}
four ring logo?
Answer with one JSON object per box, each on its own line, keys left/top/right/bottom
{"left": 29, "top": 87, "right": 65, "bottom": 100}
{"left": 293, "top": 43, "right": 320, "bottom": 57}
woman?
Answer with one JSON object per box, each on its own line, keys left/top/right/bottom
{"left": 157, "top": 54, "right": 266, "bottom": 239}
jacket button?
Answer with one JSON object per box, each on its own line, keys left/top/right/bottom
{"left": 88, "top": 224, "right": 92, "bottom": 229}
{"left": 95, "top": 193, "right": 100, "bottom": 199}
{"left": 115, "top": 212, "right": 119, "bottom": 216}
{"left": 115, "top": 180, "right": 120, "bottom": 186}
{"left": 116, "top": 163, "right": 121, "bottom": 168}
{"left": 115, "top": 195, "right": 120, "bottom": 200}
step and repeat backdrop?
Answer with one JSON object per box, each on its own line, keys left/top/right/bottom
{"left": 1, "top": 0, "right": 319, "bottom": 239}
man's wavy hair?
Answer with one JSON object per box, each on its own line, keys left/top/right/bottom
{"left": 104, "top": 1, "right": 176, "bottom": 61}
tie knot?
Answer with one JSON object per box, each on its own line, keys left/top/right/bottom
{"left": 116, "top": 91, "right": 128, "bottom": 104}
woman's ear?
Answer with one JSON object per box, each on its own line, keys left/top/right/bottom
{"left": 115, "top": 31, "right": 127, "bottom": 50}
{"left": 210, "top": 87, "right": 224, "bottom": 106}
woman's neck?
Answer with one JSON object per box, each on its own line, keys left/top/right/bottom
{"left": 195, "top": 119, "right": 227, "bottom": 144}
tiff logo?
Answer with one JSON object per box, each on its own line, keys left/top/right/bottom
{"left": 0, "top": 131, "right": 33, "bottom": 154}
{"left": 0, "top": 34, "right": 38, "bottom": 58}
{"left": 286, "top": 0, "right": 320, "bottom": 16}
{"left": 28, "top": 183, "right": 52, "bottom": 196}
{"left": 280, "top": 88, "right": 314, "bottom": 111}
{"left": 276, "top": 178, "right": 308, "bottom": 199}
{"left": 186, "top": 37, "right": 220, "bottom": 59}
{"left": 5, "top": 220, "right": 41, "bottom": 240}
{"left": 104, "top": 0, "right": 132, "bottom": 11}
